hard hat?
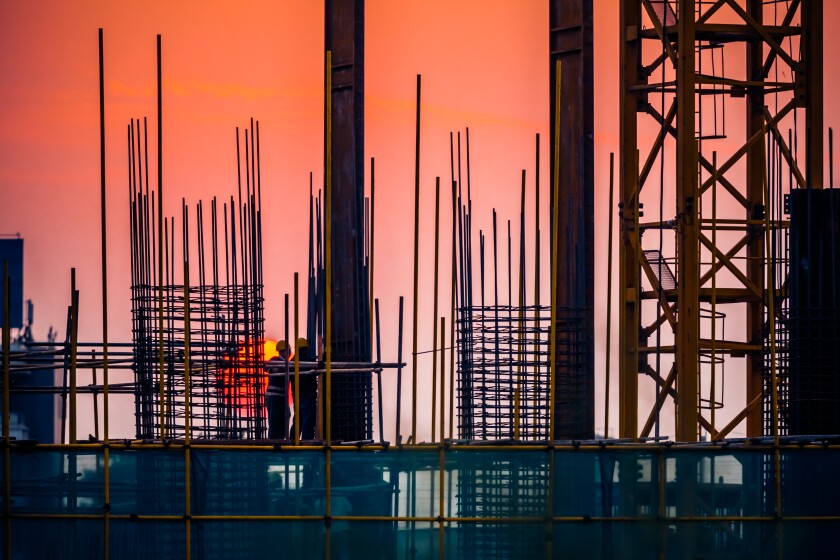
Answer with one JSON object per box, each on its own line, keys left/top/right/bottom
{"left": 296, "top": 337, "right": 309, "bottom": 349}
{"left": 275, "top": 340, "right": 288, "bottom": 353}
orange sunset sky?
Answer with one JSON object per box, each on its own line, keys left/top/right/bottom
{"left": 1, "top": 1, "right": 839, "bottom": 441}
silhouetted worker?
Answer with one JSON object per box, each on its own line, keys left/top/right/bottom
{"left": 291, "top": 337, "right": 318, "bottom": 440}
{"left": 265, "top": 340, "right": 291, "bottom": 439}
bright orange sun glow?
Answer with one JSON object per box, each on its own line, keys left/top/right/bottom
{"left": 215, "top": 338, "right": 276, "bottom": 411}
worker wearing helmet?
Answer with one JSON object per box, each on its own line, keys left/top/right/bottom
{"left": 291, "top": 337, "right": 317, "bottom": 440}
{"left": 265, "top": 339, "right": 292, "bottom": 439}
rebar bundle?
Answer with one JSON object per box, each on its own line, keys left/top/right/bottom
{"left": 128, "top": 118, "right": 265, "bottom": 440}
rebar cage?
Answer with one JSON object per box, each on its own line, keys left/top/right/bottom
{"left": 456, "top": 305, "right": 587, "bottom": 441}
{"left": 131, "top": 284, "right": 265, "bottom": 440}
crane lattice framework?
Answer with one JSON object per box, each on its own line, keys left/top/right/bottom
{"left": 619, "top": 0, "right": 823, "bottom": 442}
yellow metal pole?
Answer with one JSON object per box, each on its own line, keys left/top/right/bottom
{"left": 658, "top": 450, "right": 666, "bottom": 560}
{"left": 546, "top": 448, "right": 555, "bottom": 559}
{"left": 449, "top": 269, "right": 455, "bottom": 440}
{"left": 183, "top": 260, "right": 192, "bottom": 560}
{"left": 438, "top": 342, "right": 445, "bottom": 560}
{"left": 411, "top": 74, "right": 422, "bottom": 444}
{"left": 69, "top": 268, "right": 78, "bottom": 444}
{"left": 157, "top": 34, "right": 166, "bottom": 439}
{"left": 3, "top": 262, "right": 11, "bottom": 560}
{"left": 605, "top": 153, "right": 614, "bottom": 438}
{"left": 710, "top": 152, "right": 717, "bottom": 436}
{"left": 549, "top": 60, "right": 562, "bottom": 442}
{"left": 294, "top": 272, "right": 300, "bottom": 445}
{"left": 97, "top": 27, "right": 111, "bottom": 559}
{"left": 370, "top": 158, "right": 375, "bottom": 354}
{"left": 431, "top": 177, "right": 440, "bottom": 442}
{"left": 324, "top": 49, "right": 333, "bottom": 557}
{"left": 633, "top": 149, "right": 641, "bottom": 440}
{"left": 440, "top": 318, "right": 446, "bottom": 443}
{"left": 762, "top": 132, "right": 782, "bottom": 543}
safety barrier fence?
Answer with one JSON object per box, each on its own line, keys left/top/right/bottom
{"left": 4, "top": 441, "right": 840, "bottom": 559}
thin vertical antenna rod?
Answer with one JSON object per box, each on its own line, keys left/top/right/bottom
{"left": 411, "top": 74, "right": 422, "bottom": 443}
{"left": 605, "top": 153, "right": 614, "bottom": 438}
{"left": 156, "top": 34, "right": 166, "bottom": 438}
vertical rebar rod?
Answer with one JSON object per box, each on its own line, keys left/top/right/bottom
{"left": 533, "top": 133, "right": 541, "bottom": 435}
{"left": 431, "top": 177, "right": 441, "bottom": 442}
{"left": 156, "top": 34, "right": 166, "bottom": 438}
{"left": 396, "top": 296, "right": 405, "bottom": 443}
{"left": 549, "top": 60, "right": 562, "bottom": 442}
{"left": 605, "top": 153, "right": 614, "bottom": 438}
{"left": 515, "top": 171, "right": 525, "bottom": 440}
{"left": 285, "top": 293, "right": 290, "bottom": 434}
{"left": 375, "top": 299, "right": 383, "bottom": 443}
{"left": 183, "top": 259, "right": 192, "bottom": 559}
{"left": 370, "top": 158, "right": 375, "bottom": 354}
{"left": 91, "top": 352, "right": 99, "bottom": 440}
{"left": 127, "top": 124, "right": 137, "bottom": 437}
{"left": 294, "top": 273, "right": 300, "bottom": 445}
{"left": 440, "top": 316, "right": 446, "bottom": 444}
{"left": 411, "top": 74, "right": 422, "bottom": 443}
{"left": 438, "top": 318, "right": 446, "bottom": 560}
{"left": 98, "top": 27, "right": 111, "bottom": 559}
{"left": 3, "top": 261, "right": 11, "bottom": 560}
{"left": 492, "top": 211, "right": 499, "bottom": 438}
{"left": 69, "top": 269, "right": 78, "bottom": 443}
{"left": 507, "top": 219, "right": 513, "bottom": 436}
{"left": 449, "top": 177, "right": 457, "bottom": 439}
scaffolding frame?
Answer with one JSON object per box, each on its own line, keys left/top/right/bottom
{"left": 618, "top": 0, "right": 823, "bottom": 442}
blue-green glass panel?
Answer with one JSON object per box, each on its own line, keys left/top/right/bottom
{"left": 780, "top": 448, "right": 840, "bottom": 517}
{"left": 664, "top": 449, "right": 771, "bottom": 518}
{"left": 110, "top": 449, "right": 186, "bottom": 516}
{"left": 110, "top": 519, "right": 185, "bottom": 559}
{"left": 191, "top": 449, "right": 325, "bottom": 516}
{"left": 12, "top": 518, "right": 104, "bottom": 559}
{"left": 10, "top": 449, "right": 103, "bottom": 514}
{"left": 445, "top": 449, "right": 549, "bottom": 519}
{"left": 328, "top": 450, "right": 405, "bottom": 518}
